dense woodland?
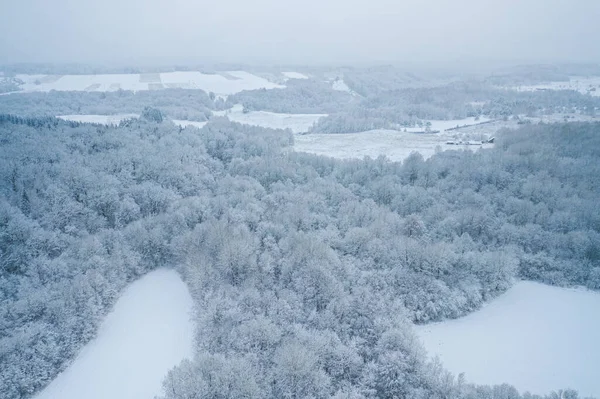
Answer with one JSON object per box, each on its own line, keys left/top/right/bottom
{"left": 226, "top": 79, "right": 358, "bottom": 114}
{"left": 0, "top": 111, "right": 598, "bottom": 398}
{"left": 0, "top": 77, "right": 21, "bottom": 94}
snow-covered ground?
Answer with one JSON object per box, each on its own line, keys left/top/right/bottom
{"left": 35, "top": 269, "right": 194, "bottom": 399}
{"left": 508, "top": 76, "right": 600, "bottom": 97}
{"left": 282, "top": 71, "right": 309, "bottom": 80}
{"left": 57, "top": 114, "right": 139, "bottom": 125}
{"left": 54, "top": 107, "right": 325, "bottom": 133}
{"left": 213, "top": 104, "right": 327, "bottom": 133}
{"left": 415, "top": 281, "right": 600, "bottom": 398}
{"left": 13, "top": 71, "right": 283, "bottom": 95}
{"left": 294, "top": 129, "right": 493, "bottom": 162}
{"left": 172, "top": 119, "right": 209, "bottom": 129}
{"left": 293, "top": 114, "right": 600, "bottom": 162}
{"left": 401, "top": 117, "right": 492, "bottom": 133}
{"left": 331, "top": 78, "right": 359, "bottom": 96}
{"left": 56, "top": 115, "right": 209, "bottom": 128}
{"left": 446, "top": 113, "right": 597, "bottom": 138}
{"left": 529, "top": 113, "right": 599, "bottom": 123}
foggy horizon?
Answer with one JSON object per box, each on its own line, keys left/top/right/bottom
{"left": 2, "top": 0, "right": 599, "bottom": 67}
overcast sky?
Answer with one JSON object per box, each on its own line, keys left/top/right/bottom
{"left": 1, "top": 0, "right": 599, "bottom": 66}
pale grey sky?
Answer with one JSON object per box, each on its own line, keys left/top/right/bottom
{"left": 1, "top": 0, "right": 599, "bottom": 66}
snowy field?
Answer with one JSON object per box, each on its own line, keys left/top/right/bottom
{"left": 508, "top": 76, "right": 600, "bottom": 97}
{"left": 12, "top": 71, "right": 283, "bottom": 95}
{"left": 415, "top": 281, "right": 600, "bottom": 398}
{"left": 54, "top": 108, "right": 324, "bottom": 133}
{"left": 331, "top": 78, "right": 359, "bottom": 96}
{"left": 57, "top": 114, "right": 139, "bottom": 125}
{"left": 448, "top": 113, "right": 597, "bottom": 138}
{"left": 35, "top": 269, "right": 194, "bottom": 399}
{"left": 213, "top": 104, "right": 327, "bottom": 133}
{"left": 172, "top": 119, "right": 209, "bottom": 129}
{"left": 282, "top": 71, "right": 309, "bottom": 80}
{"left": 293, "top": 114, "right": 599, "bottom": 162}
{"left": 294, "top": 128, "right": 493, "bottom": 162}
{"left": 401, "top": 117, "right": 491, "bottom": 133}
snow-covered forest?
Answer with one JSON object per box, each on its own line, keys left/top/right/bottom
{"left": 3, "top": 0, "right": 600, "bottom": 392}
{"left": 0, "top": 89, "right": 217, "bottom": 121}
{"left": 4, "top": 67, "right": 599, "bottom": 135}
{"left": 221, "top": 68, "right": 600, "bottom": 133}
{"left": 1, "top": 105, "right": 598, "bottom": 398}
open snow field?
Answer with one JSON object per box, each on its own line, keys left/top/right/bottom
{"left": 331, "top": 78, "right": 360, "bottom": 96}
{"left": 172, "top": 119, "right": 209, "bottom": 129}
{"left": 13, "top": 71, "right": 283, "bottom": 95}
{"left": 213, "top": 104, "right": 327, "bottom": 133}
{"left": 294, "top": 128, "right": 493, "bottom": 162}
{"left": 415, "top": 281, "right": 600, "bottom": 398}
{"left": 402, "top": 117, "right": 492, "bottom": 133}
{"left": 293, "top": 114, "right": 599, "bottom": 162}
{"left": 508, "top": 76, "right": 600, "bottom": 97}
{"left": 54, "top": 107, "right": 325, "bottom": 133}
{"left": 34, "top": 269, "right": 194, "bottom": 399}
{"left": 448, "top": 114, "right": 598, "bottom": 139}
{"left": 282, "top": 71, "right": 309, "bottom": 80}
{"left": 57, "top": 114, "right": 139, "bottom": 125}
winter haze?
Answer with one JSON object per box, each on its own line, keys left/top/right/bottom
{"left": 1, "top": 0, "right": 599, "bottom": 65}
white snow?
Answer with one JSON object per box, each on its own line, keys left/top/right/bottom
{"left": 34, "top": 269, "right": 195, "bottom": 399}
{"left": 13, "top": 71, "right": 283, "bottom": 95}
{"left": 282, "top": 71, "right": 309, "bottom": 80}
{"left": 160, "top": 71, "right": 283, "bottom": 95}
{"left": 294, "top": 129, "right": 493, "bottom": 162}
{"left": 331, "top": 78, "right": 358, "bottom": 96}
{"left": 402, "top": 117, "right": 492, "bottom": 133}
{"left": 172, "top": 119, "right": 209, "bottom": 129}
{"left": 293, "top": 117, "right": 499, "bottom": 162}
{"left": 55, "top": 107, "right": 325, "bottom": 133}
{"left": 213, "top": 104, "right": 327, "bottom": 133}
{"left": 415, "top": 281, "right": 600, "bottom": 398}
{"left": 17, "top": 73, "right": 145, "bottom": 92}
{"left": 508, "top": 76, "right": 600, "bottom": 97}
{"left": 57, "top": 114, "right": 139, "bottom": 125}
